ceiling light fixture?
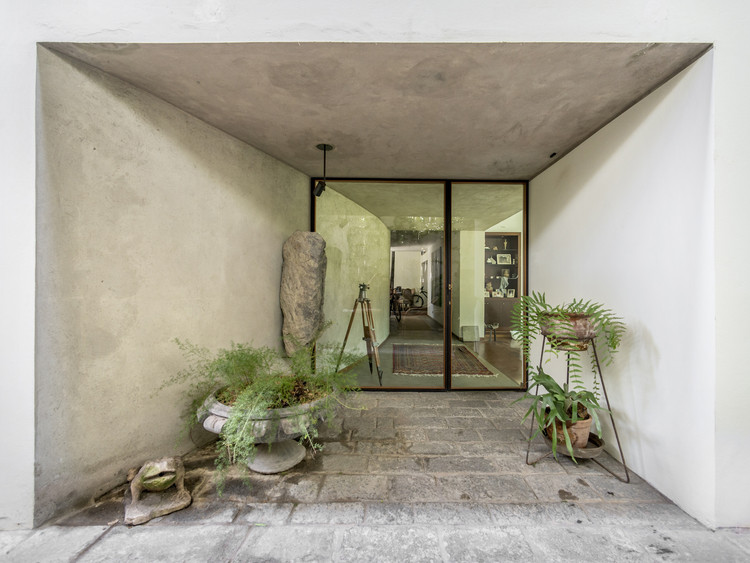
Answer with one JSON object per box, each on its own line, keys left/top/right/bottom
{"left": 313, "top": 143, "right": 334, "bottom": 197}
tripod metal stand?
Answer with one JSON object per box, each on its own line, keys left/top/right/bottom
{"left": 336, "top": 283, "right": 384, "bottom": 386}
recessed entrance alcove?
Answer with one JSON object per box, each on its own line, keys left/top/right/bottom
{"left": 35, "top": 41, "right": 710, "bottom": 525}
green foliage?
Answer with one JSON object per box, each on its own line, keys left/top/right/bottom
{"left": 517, "top": 369, "right": 608, "bottom": 460}
{"left": 163, "top": 330, "right": 360, "bottom": 493}
{"left": 511, "top": 291, "right": 626, "bottom": 377}
{"left": 511, "top": 292, "right": 625, "bottom": 459}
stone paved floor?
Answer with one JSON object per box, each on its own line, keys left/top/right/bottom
{"left": 3, "top": 391, "right": 749, "bottom": 561}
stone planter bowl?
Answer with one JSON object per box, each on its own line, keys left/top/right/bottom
{"left": 199, "top": 394, "right": 330, "bottom": 474}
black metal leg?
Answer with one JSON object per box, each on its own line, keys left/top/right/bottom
{"left": 590, "top": 341, "right": 630, "bottom": 483}
{"left": 526, "top": 336, "right": 552, "bottom": 465}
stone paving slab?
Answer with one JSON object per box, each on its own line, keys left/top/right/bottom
{"left": 235, "top": 502, "right": 294, "bottom": 525}
{"left": 235, "top": 525, "right": 337, "bottom": 562}
{"left": 411, "top": 503, "right": 495, "bottom": 526}
{"left": 362, "top": 502, "right": 415, "bottom": 525}
{"left": 579, "top": 502, "right": 704, "bottom": 528}
{"left": 7, "top": 390, "right": 747, "bottom": 561}
{"left": 486, "top": 502, "right": 591, "bottom": 526}
{"left": 435, "top": 475, "right": 539, "bottom": 502}
{"left": 442, "top": 526, "right": 534, "bottom": 562}
{"left": 289, "top": 502, "right": 365, "bottom": 525}
{"left": 719, "top": 528, "right": 750, "bottom": 556}
{"left": 337, "top": 526, "right": 443, "bottom": 563}
{"left": 0, "top": 530, "right": 34, "bottom": 559}
{"left": 3, "top": 526, "right": 109, "bottom": 562}
{"left": 152, "top": 499, "right": 240, "bottom": 525}
{"left": 77, "top": 524, "right": 248, "bottom": 562}
{"left": 317, "top": 474, "right": 389, "bottom": 502}
{"left": 7, "top": 520, "right": 748, "bottom": 562}
{"left": 524, "top": 474, "right": 607, "bottom": 502}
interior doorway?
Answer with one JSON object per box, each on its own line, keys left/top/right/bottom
{"left": 314, "top": 180, "right": 526, "bottom": 390}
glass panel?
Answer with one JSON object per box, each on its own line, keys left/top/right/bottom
{"left": 315, "top": 181, "right": 445, "bottom": 389}
{"left": 450, "top": 183, "right": 525, "bottom": 389}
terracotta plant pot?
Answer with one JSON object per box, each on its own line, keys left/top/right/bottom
{"left": 547, "top": 415, "right": 593, "bottom": 450}
{"left": 540, "top": 313, "right": 596, "bottom": 350}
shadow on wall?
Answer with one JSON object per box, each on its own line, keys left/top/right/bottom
{"left": 604, "top": 320, "right": 660, "bottom": 473}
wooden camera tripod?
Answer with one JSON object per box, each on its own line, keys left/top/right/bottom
{"left": 337, "top": 283, "right": 383, "bottom": 386}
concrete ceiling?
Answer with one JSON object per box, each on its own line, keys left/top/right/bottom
{"left": 46, "top": 42, "right": 710, "bottom": 180}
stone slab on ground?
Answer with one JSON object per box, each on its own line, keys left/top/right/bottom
{"left": 9, "top": 390, "right": 746, "bottom": 561}
{"left": 4, "top": 526, "right": 109, "bottom": 562}
{"left": 337, "top": 526, "right": 443, "bottom": 563}
{"left": 77, "top": 524, "right": 248, "bottom": 562}
{"left": 0, "top": 530, "right": 33, "bottom": 558}
{"left": 124, "top": 488, "right": 192, "bottom": 525}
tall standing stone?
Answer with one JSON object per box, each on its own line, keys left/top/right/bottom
{"left": 280, "top": 231, "right": 327, "bottom": 354}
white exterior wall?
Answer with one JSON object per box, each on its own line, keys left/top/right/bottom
{"left": 2, "top": 0, "right": 749, "bottom": 529}
{"left": 529, "top": 55, "right": 715, "bottom": 525}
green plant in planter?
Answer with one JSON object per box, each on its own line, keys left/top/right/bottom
{"left": 161, "top": 329, "right": 360, "bottom": 491}
{"left": 511, "top": 292, "right": 625, "bottom": 458}
{"left": 518, "top": 369, "right": 607, "bottom": 459}
{"left": 511, "top": 291, "right": 625, "bottom": 372}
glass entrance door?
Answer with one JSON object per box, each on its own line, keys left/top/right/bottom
{"left": 315, "top": 181, "right": 446, "bottom": 389}
{"left": 314, "top": 180, "right": 526, "bottom": 390}
{"left": 449, "top": 182, "right": 526, "bottom": 389}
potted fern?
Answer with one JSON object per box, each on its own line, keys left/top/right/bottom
{"left": 511, "top": 292, "right": 625, "bottom": 459}
{"left": 163, "top": 329, "right": 359, "bottom": 490}
{"left": 518, "top": 369, "right": 606, "bottom": 459}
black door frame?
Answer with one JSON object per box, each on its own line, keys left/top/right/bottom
{"left": 311, "top": 178, "right": 529, "bottom": 391}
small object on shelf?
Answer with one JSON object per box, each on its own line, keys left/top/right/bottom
{"left": 503, "top": 240, "right": 508, "bottom": 250}
{"left": 497, "top": 253, "right": 512, "bottom": 265}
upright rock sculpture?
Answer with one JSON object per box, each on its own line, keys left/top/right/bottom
{"left": 280, "top": 231, "right": 327, "bottom": 354}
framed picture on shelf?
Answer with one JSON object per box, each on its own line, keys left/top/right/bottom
{"left": 497, "top": 253, "right": 512, "bottom": 265}
{"left": 484, "top": 290, "right": 490, "bottom": 297}
{"left": 507, "top": 289, "right": 515, "bottom": 298}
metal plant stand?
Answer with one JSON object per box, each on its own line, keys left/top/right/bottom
{"left": 524, "top": 335, "right": 630, "bottom": 483}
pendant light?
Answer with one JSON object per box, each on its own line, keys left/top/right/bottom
{"left": 313, "top": 143, "right": 334, "bottom": 197}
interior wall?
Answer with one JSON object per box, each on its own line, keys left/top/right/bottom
{"left": 451, "top": 231, "right": 485, "bottom": 339}
{"left": 315, "top": 189, "right": 390, "bottom": 359}
{"left": 393, "top": 250, "right": 421, "bottom": 290}
{"left": 34, "top": 48, "right": 310, "bottom": 525}
{"left": 528, "top": 55, "right": 715, "bottom": 525}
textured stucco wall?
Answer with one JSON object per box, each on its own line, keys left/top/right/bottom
{"left": 34, "top": 48, "right": 309, "bottom": 524}
{"left": 529, "top": 55, "right": 715, "bottom": 526}
{"left": 315, "top": 188, "right": 390, "bottom": 360}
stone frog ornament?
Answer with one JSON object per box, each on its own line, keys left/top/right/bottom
{"left": 129, "top": 457, "right": 185, "bottom": 501}
{"left": 124, "top": 456, "right": 191, "bottom": 525}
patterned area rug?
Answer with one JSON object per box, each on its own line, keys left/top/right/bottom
{"left": 392, "top": 344, "right": 494, "bottom": 377}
